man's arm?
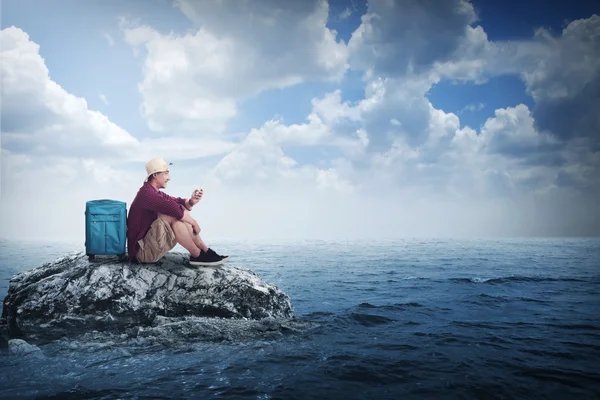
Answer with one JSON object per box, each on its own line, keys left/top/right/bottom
{"left": 138, "top": 187, "right": 186, "bottom": 219}
{"left": 163, "top": 192, "right": 193, "bottom": 211}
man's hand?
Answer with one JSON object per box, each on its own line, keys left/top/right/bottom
{"left": 190, "top": 188, "right": 203, "bottom": 206}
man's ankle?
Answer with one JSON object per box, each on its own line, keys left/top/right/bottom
{"left": 191, "top": 249, "right": 201, "bottom": 258}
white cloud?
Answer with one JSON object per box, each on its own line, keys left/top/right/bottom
{"left": 99, "top": 93, "right": 109, "bottom": 105}
{"left": 457, "top": 102, "right": 485, "bottom": 115}
{"left": 349, "top": 73, "right": 442, "bottom": 150}
{"left": 120, "top": 0, "right": 348, "bottom": 133}
{"left": 205, "top": 87, "right": 375, "bottom": 191}
{"left": 522, "top": 16, "right": 600, "bottom": 102}
{"left": 0, "top": 26, "right": 235, "bottom": 164}
{"left": 208, "top": 125, "right": 355, "bottom": 194}
{"left": 210, "top": 129, "right": 298, "bottom": 184}
{"left": 479, "top": 104, "right": 560, "bottom": 156}
{"left": 339, "top": 7, "right": 352, "bottom": 20}
{"left": 1, "top": 27, "right": 139, "bottom": 158}
{"left": 311, "top": 89, "right": 361, "bottom": 124}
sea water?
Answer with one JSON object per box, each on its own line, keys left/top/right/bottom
{"left": 1, "top": 238, "right": 599, "bottom": 399}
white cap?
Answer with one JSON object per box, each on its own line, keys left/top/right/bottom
{"left": 144, "top": 158, "right": 172, "bottom": 182}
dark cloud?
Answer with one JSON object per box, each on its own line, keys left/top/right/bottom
{"left": 521, "top": 15, "right": 600, "bottom": 146}
{"left": 532, "top": 72, "right": 600, "bottom": 148}
{"left": 486, "top": 136, "right": 565, "bottom": 166}
{"left": 555, "top": 169, "right": 584, "bottom": 189}
{"left": 349, "top": 0, "right": 477, "bottom": 76}
{"left": 515, "top": 150, "right": 566, "bottom": 168}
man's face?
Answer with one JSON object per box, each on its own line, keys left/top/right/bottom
{"left": 154, "top": 170, "right": 170, "bottom": 188}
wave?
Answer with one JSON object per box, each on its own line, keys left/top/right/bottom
{"left": 451, "top": 320, "right": 600, "bottom": 332}
{"left": 376, "top": 276, "right": 590, "bottom": 285}
{"left": 358, "top": 302, "right": 423, "bottom": 310}
{"left": 463, "top": 293, "right": 551, "bottom": 306}
{"left": 327, "top": 303, "right": 427, "bottom": 328}
{"left": 449, "top": 276, "right": 586, "bottom": 284}
{"left": 347, "top": 313, "right": 396, "bottom": 327}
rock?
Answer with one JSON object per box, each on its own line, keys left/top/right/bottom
{"left": 8, "top": 339, "right": 45, "bottom": 359}
{"left": 0, "top": 318, "right": 8, "bottom": 354}
{"left": 1, "top": 252, "right": 293, "bottom": 342}
{"left": 137, "top": 316, "right": 314, "bottom": 343}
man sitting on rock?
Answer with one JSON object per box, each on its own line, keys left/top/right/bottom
{"left": 127, "top": 157, "right": 228, "bottom": 266}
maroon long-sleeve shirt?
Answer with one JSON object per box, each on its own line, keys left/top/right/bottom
{"left": 127, "top": 182, "right": 187, "bottom": 261}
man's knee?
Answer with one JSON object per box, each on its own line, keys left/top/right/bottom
{"left": 158, "top": 213, "right": 176, "bottom": 224}
{"left": 171, "top": 219, "right": 195, "bottom": 234}
{"left": 159, "top": 214, "right": 190, "bottom": 227}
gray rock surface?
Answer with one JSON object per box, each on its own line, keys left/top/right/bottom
{"left": 1, "top": 252, "right": 293, "bottom": 342}
{"left": 8, "top": 339, "right": 45, "bottom": 359}
{"left": 136, "top": 315, "right": 312, "bottom": 343}
{"left": 0, "top": 317, "right": 8, "bottom": 354}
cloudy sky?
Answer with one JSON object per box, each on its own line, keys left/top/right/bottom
{"left": 1, "top": 0, "right": 599, "bottom": 242}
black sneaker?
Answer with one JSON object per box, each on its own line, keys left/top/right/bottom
{"left": 207, "top": 248, "right": 229, "bottom": 261}
{"left": 189, "top": 251, "right": 225, "bottom": 266}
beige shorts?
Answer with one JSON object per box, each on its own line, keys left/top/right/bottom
{"left": 136, "top": 217, "right": 177, "bottom": 263}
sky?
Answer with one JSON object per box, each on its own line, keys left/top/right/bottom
{"left": 1, "top": 0, "right": 599, "bottom": 242}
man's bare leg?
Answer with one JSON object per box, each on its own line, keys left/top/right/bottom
{"left": 158, "top": 214, "right": 201, "bottom": 257}
{"left": 184, "top": 222, "right": 209, "bottom": 253}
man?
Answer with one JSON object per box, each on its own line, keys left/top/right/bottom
{"left": 127, "top": 157, "right": 228, "bottom": 266}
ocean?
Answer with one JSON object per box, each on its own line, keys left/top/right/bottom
{"left": 1, "top": 238, "right": 599, "bottom": 399}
